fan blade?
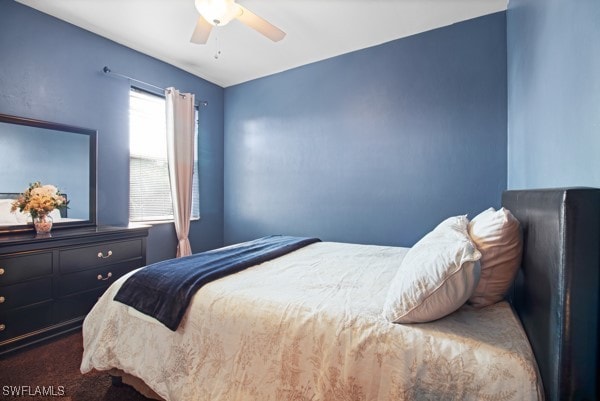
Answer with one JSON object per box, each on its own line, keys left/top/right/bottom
{"left": 237, "top": 5, "right": 286, "bottom": 42}
{"left": 190, "top": 15, "right": 213, "bottom": 44}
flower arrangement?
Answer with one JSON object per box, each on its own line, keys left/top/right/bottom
{"left": 10, "top": 182, "right": 68, "bottom": 219}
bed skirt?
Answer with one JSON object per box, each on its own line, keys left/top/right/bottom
{"left": 108, "top": 369, "right": 164, "bottom": 401}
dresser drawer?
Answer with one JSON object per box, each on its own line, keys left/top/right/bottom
{"left": 0, "top": 302, "right": 53, "bottom": 342}
{"left": 59, "top": 239, "right": 143, "bottom": 273}
{"left": 0, "top": 252, "right": 53, "bottom": 286}
{"left": 0, "top": 277, "right": 52, "bottom": 312}
{"left": 57, "top": 260, "right": 141, "bottom": 297}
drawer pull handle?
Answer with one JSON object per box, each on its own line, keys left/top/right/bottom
{"left": 0, "top": 324, "right": 5, "bottom": 331}
{"left": 97, "top": 272, "right": 113, "bottom": 281}
{"left": 0, "top": 296, "right": 4, "bottom": 304}
{"left": 0, "top": 268, "right": 4, "bottom": 275}
{"left": 97, "top": 250, "right": 113, "bottom": 259}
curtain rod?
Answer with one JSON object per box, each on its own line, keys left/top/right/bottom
{"left": 102, "top": 66, "right": 208, "bottom": 107}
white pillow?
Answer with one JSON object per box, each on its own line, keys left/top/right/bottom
{"left": 0, "top": 199, "right": 18, "bottom": 225}
{"left": 49, "top": 209, "right": 62, "bottom": 221}
{"left": 383, "top": 215, "right": 482, "bottom": 323}
{"left": 468, "top": 207, "right": 522, "bottom": 308}
{"left": 14, "top": 210, "right": 31, "bottom": 224}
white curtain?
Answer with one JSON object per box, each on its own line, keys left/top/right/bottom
{"left": 165, "top": 87, "right": 195, "bottom": 257}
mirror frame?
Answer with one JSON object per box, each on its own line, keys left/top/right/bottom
{"left": 0, "top": 113, "right": 97, "bottom": 233}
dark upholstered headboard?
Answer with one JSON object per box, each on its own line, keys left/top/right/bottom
{"left": 502, "top": 188, "right": 599, "bottom": 401}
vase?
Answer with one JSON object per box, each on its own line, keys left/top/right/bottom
{"left": 34, "top": 214, "right": 53, "bottom": 234}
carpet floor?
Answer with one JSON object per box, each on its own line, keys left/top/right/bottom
{"left": 0, "top": 331, "right": 152, "bottom": 401}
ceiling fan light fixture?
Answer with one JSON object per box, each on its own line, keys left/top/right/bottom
{"left": 190, "top": 0, "right": 286, "bottom": 45}
{"left": 194, "top": 0, "right": 241, "bottom": 26}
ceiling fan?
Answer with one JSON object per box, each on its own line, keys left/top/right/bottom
{"left": 190, "top": 0, "right": 286, "bottom": 44}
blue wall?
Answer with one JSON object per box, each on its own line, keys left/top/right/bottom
{"left": 507, "top": 0, "right": 600, "bottom": 188}
{"left": 0, "top": 1, "right": 225, "bottom": 263}
{"left": 1, "top": 2, "right": 512, "bottom": 255}
{"left": 224, "top": 13, "right": 507, "bottom": 246}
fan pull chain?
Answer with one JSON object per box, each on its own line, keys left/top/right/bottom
{"left": 214, "top": 31, "right": 222, "bottom": 60}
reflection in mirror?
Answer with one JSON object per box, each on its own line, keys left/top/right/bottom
{"left": 0, "top": 114, "right": 97, "bottom": 233}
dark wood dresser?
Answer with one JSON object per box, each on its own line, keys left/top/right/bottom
{"left": 0, "top": 225, "right": 149, "bottom": 356}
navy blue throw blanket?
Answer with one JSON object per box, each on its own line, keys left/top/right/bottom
{"left": 114, "top": 235, "right": 320, "bottom": 331}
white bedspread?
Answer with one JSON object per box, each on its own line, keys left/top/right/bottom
{"left": 81, "top": 242, "right": 543, "bottom": 401}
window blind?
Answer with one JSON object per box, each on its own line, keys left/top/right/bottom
{"left": 129, "top": 88, "right": 200, "bottom": 222}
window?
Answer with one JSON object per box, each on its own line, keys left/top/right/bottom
{"left": 129, "top": 88, "right": 200, "bottom": 222}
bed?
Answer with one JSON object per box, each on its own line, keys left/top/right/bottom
{"left": 80, "top": 188, "right": 600, "bottom": 401}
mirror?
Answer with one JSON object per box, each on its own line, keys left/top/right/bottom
{"left": 0, "top": 113, "right": 97, "bottom": 233}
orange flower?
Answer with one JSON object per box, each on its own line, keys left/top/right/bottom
{"left": 10, "top": 181, "right": 69, "bottom": 219}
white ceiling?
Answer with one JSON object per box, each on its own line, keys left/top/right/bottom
{"left": 16, "top": 0, "right": 508, "bottom": 88}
